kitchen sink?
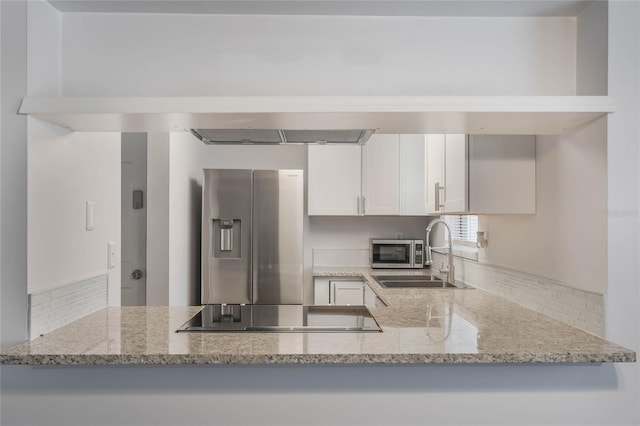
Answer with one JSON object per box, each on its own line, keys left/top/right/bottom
{"left": 371, "top": 274, "right": 457, "bottom": 289}
{"left": 379, "top": 281, "right": 456, "bottom": 289}
{"left": 373, "top": 275, "right": 444, "bottom": 282}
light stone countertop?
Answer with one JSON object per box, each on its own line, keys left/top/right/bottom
{"left": 0, "top": 268, "right": 635, "bottom": 365}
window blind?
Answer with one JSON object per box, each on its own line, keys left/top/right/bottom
{"left": 443, "top": 215, "right": 478, "bottom": 243}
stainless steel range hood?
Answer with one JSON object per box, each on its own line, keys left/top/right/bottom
{"left": 190, "top": 128, "right": 375, "bottom": 145}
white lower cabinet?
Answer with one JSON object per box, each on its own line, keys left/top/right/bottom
{"left": 364, "top": 283, "right": 382, "bottom": 307}
{"left": 314, "top": 278, "right": 381, "bottom": 306}
{"left": 331, "top": 281, "right": 365, "bottom": 305}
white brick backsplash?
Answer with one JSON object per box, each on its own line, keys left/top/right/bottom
{"left": 432, "top": 252, "right": 604, "bottom": 337}
{"left": 28, "top": 274, "right": 108, "bottom": 339}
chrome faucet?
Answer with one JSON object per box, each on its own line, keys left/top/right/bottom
{"left": 425, "top": 219, "right": 455, "bottom": 284}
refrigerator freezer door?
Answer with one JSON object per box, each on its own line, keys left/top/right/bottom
{"left": 252, "top": 170, "right": 304, "bottom": 304}
{"left": 202, "top": 169, "right": 252, "bottom": 304}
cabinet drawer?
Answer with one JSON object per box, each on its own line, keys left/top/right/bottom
{"left": 330, "top": 281, "right": 365, "bottom": 305}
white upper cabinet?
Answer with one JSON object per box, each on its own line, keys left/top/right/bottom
{"left": 399, "top": 134, "right": 428, "bottom": 215}
{"left": 443, "top": 134, "right": 468, "bottom": 213}
{"left": 426, "top": 134, "right": 536, "bottom": 214}
{"left": 426, "top": 134, "right": 446, "bottom": 213}
{"left": 308, "top": 134, "right": 401, "bottom": 216}
{"left": 362, "top": 134, "right": 400, "bottom": 215}
{"left": 308, "top": 134, "right": 427, "bottom": 216}
{"left": 310, "top": 133, "right": 535, "bottom": 216}
{"left": 308, "top": 145, "right": 362, "bottom": 216}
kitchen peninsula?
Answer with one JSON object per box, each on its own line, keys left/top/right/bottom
{"left": 3, "top": 1, "right": 640, "bottom": 425}
{"left": 1, "top": 270, "right": 634, "bottom": 365}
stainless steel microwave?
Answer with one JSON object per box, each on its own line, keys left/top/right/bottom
{"left": 370, "top": 239, "right": 424, "bottom": 269}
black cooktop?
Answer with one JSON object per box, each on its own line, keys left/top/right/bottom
{"left": 176, "top": 304, "right": 382, "bottom": 333}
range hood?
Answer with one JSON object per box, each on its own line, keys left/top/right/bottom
{"left": 190, "top": 128, "right": 375, "bottom": 145}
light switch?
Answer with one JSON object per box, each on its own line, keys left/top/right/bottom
{"left": 86, "top": 201, "right": 95, "bottom": 231}
{"left": 107, "top": 242, "right": 116, "bottom": 269}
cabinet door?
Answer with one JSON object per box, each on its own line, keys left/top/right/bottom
{"left": 426, "top": 134, "right": 445, "bottom": 213}
{"left": 308, "top": 145, "right": 362, "bottom": 215}
{"left": 399, "top": 134, "right": 428, "bottom": 215}
{"left": 313, "top": 278, "right": 331, "bottom": 305}
{"left": 363, "top": 282, "right": 385, "bottom": 307}
{"left": 331, "top": 281, "right": 364, "bottom": 305}
{"left": 361, "top": 134, "right": 400, "bottom": 215}
{"left": 443, "top": 134, "right": 468, "bottom": 213}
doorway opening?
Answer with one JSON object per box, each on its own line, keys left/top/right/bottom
{"left": 121, "top": 133, "right": 147, "bottom": 306}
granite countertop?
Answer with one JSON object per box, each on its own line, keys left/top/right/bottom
{"left": 0, "top": 268, "right": 635, "bottom": 365}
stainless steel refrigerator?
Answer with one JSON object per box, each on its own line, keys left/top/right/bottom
{"left": 201, "top": 169, "right": 304, "bottom": 305}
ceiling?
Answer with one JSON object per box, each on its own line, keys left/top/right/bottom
{"left": 48, "top": 0, "right": 597, "bottom": 17}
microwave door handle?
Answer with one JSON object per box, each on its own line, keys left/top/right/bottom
{"left": 410, "top": 243, "right": 416, "bottom": 267}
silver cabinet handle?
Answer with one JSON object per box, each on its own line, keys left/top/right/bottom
{"left": 435, "top": 182, "right": 445, "bottom": 212}
{"left": 362, "top": 196, "right": 366, "bottom": 215}
{"left": 356, "top": 195, "right": 366, "bottom": 215}
{"left": 356, "top": 195, "right": 361, "bottom": 215}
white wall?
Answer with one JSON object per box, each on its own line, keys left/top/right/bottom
{"left": 0, "top": 363, "right": 636, "bottom": 426}
{"left": 0, "top": 0, "right": 29, "bottom": 349}
{"left": 26, "top": 1, "right": 121, "bottom": 304}
{"left": 196, "top": 142, "right": 308, "bottom": 171}
{"left": 606, "top": 0, "right": 640, "bottom": 353}
{"left": 27, "top": 124, "right": 121, "bottom": 304}
{"left": 146, "top": 132, "right": 170, "bottom": 305}
{"left": 471, "top": 0, "right": 613, "bottom": 298}
{"left": 478, "top": 117, "right": 607, "bottom": 294}
{"left": 27, "top": 0, "right": 60, "bottom": 97}
{"left": 61, "top": 14, "right": 576, "bottom": 96}
{"left": 167, "top": 132, "right": 206, "bottom": 305}
{"left": 577, "top": 0, "right": 608, "bottom": 95}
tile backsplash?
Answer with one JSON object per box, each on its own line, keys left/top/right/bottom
{"left": 432, "top": 252, "right": 604, "bottom": 337}
{"left": 28, "top": 274, "right": 108, "bottom": 339}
